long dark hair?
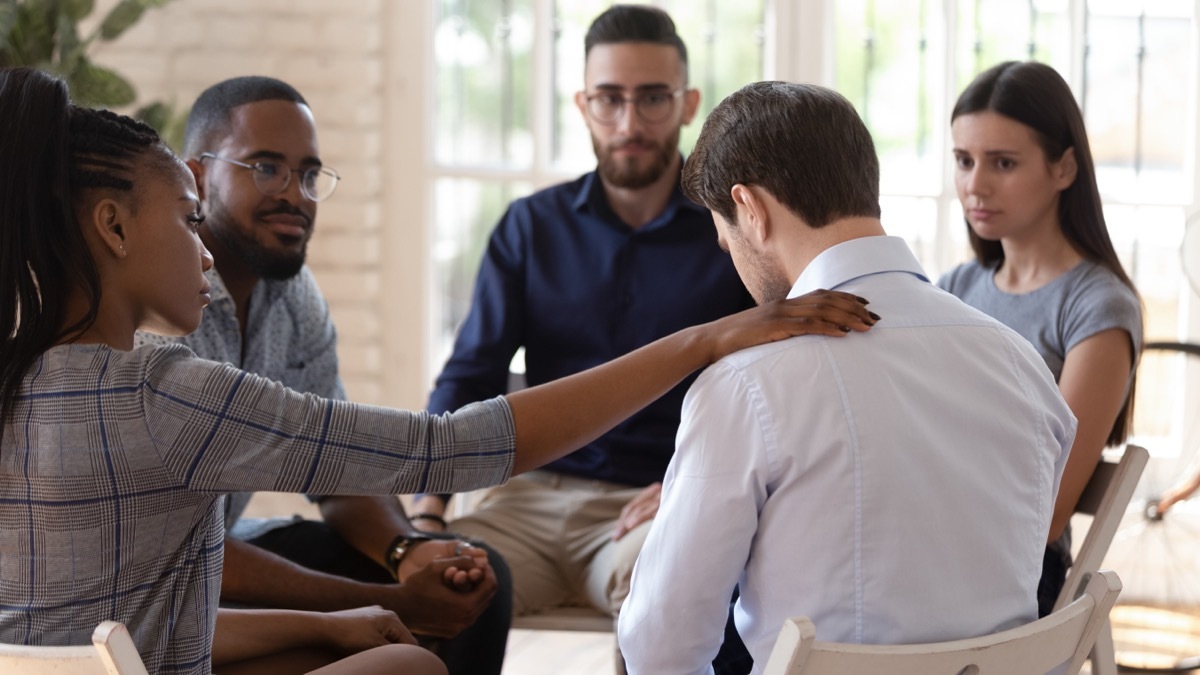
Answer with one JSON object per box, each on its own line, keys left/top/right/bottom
{"left": 952, "top": 61, "right": 1139, "bottom": 446}
{"left": 0, "top": 67, "right": 162, "bottom": 417}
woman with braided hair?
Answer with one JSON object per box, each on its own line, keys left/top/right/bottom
{"left": 0, "top": 66, "right": 877, "bottom": 674}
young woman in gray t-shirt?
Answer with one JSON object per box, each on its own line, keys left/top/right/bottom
{"left": 938, "top": 60, "right": 1142, "bottom": 618}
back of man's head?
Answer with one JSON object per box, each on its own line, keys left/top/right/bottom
{"left": 585, "top": 4, "right": 688, "bottom": 69}
{"left": 183, "top": 76, "right": 308, "bottom": 158}
{"left": 683, "top": 81, "right": 881, "bottom": 228}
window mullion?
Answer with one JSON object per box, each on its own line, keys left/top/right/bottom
{"left": 934, "top": 0, "right": 959, "bottom": 274}
{"left": 533, "top": 0, "right": 556, "bottom": 177}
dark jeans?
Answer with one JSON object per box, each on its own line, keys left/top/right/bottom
{"left": 246, "top": 520, "right": 512, "bottom": 675}
{"left": 1037, "top": 542, "right": 1070, "bottom": 618}
{"left": 712, "top": 590, "right": 753, "bottom": 675}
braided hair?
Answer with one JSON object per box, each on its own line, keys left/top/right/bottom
{"left": 0, "top": 66, "right": 165, "bottom": 418}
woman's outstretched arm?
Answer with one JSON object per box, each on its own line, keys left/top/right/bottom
{"left": 507, "top": 289, "right": 876, "bottom": 474}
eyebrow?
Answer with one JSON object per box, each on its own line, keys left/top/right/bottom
{"left": 243, "top": 150, "right": 323, "bottom": 166}
{"left": 952, "top": 148, "right": 1021, "bottom": 156}
{"left": 591, "top": 83, "right": 675, "bottom": 93}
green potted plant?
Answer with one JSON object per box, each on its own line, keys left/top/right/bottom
{"left": 0, "top": 0, "right": 184, "bottom": 147}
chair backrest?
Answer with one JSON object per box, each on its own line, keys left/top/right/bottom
{"left": 0, "top": 621, "right": 150, "bottom": 675}
{"left": 1052, "top": 444, "right": 1149, "bottom": 613}
{"left": 762, "top": 569, "right": 1122, "bottom": 675}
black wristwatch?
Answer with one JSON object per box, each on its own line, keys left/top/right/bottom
{"left": 386, "top": 532, "right": 433, "bottom": 578}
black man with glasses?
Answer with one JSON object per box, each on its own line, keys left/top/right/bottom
{"left": 413, "top": 7, "right": 753, "bottom": 673}
{"left": 135, "top": 76, "right": 513, "bottom": 675}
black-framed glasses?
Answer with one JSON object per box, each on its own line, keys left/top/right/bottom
{"left": 583, "top": 88, "right": 685, "bottom": 125}
{"left": 199, "top": 153, "right": 341, "bottom": 202}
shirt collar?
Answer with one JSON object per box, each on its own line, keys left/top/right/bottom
{"left": 205, "top": 267, "right": 235, "bottom": 306}
{"left": 788, "top": 236, "right": 929, "bottom": 299}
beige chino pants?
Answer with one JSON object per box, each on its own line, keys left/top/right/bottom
{"left": 449, "top": 470, "right": 653, "bottom": 624}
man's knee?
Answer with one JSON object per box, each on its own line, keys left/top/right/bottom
{"left": 595, "top": 519, "right": 653, "bottom": 614}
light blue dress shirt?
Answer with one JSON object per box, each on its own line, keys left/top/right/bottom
{"left": 618, "top": 236, "right": 1076, "bottom": 675}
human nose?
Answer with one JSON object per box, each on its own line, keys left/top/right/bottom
{"left": 200, "top": 242, "right": 214, "bottom": 272}
{"left": 278, "top": 167, "right": 312, "bottom": 203}
{"left": 962, "top": 164, "right": 988, "bottom": 197}
{"left": 615, "top": 99, "right": 644, "bottom": 134}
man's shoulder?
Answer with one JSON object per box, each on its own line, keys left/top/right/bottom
{"left": 491, "top": 173, "right": 597, "bottom": 243}
{"left": 703, "top": 335, "right": 830, "bottom": 388}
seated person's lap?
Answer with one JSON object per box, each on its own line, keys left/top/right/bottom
{"left": 448, "top": 475, "right": 648, "bottom": 617}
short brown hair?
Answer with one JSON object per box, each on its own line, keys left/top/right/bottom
{"left": 683, "top": 81, "right": 880, "bottom": 228}
{"left": 585, "top": 4, "right": 687, "bottom": 68}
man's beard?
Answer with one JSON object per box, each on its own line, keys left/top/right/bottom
{"left": 206, "top": 192, "right": 309, "bottom": 281}
{"left": 594, "top": 126, "right": 680, "bottom": 189}
{"left": 730, "top": 229, "right": 791, "bottom": 305}
{"left": 752, "top": 261, "right": 794, "bottom": 305}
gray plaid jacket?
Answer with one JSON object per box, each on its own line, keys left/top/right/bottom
{"left": 0, "top": 343, "right": 514, "bottom": 674}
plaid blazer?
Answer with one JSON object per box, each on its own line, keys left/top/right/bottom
{"left": 0, "top": 343, "right": 514, "bottom": 674}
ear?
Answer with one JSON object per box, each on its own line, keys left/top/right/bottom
{"left": 1053, "top": 146, "right": 1078, "bottom": 191}
{"left": 187, "top": 158, "right": 207, "bottom": 201}
{"left": 88, "top": 197, "right": 129, "bottom": 259}
{"left": 730, "top": 184, "right": 770, "bottom": 246}
{"left": 574, "top": 90, "right": 590, "bottom": 123}
{"left": 681, "top": 87, "right": 701, "bottom": 125}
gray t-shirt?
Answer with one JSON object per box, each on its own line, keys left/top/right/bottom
{"left": 938, "top": 259, "right": 1142, "bottom": 381}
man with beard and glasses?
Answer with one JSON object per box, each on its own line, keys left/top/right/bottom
{"left": 136, "top": 76, "right": 513, "bottom": 675}
{"left": 410, "top": 6, "right": 754, "bottom": 672}
{"left": 618, "top": 81, "right": 1076, "bottom": 674}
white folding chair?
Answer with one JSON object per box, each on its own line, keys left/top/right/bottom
{"left": 1053, "top": 444, "right": 1149, "bottom": 675}
{"left": 0, "top": 621, "right": 149, "bottom": 674}
{"left": 763, "top": 568, "right": 1122, "bottom": 675}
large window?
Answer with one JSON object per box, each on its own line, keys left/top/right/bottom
{"left": 427, "top": 1, "right": 1200, "bottom": 455}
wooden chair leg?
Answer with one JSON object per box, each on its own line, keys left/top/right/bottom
{"left": 1089, "top": 618, "right": 1117, "bottom": 675}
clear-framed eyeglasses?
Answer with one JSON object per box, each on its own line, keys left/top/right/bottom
{"left": 199, "top": 153, "right": 341, "bottom": 202}
{"left": 583, "top": 88, "right": 686, "bottom": 125}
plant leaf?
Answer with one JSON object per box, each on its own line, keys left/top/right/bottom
{"left": 55, "top": 12, "right": 83, "bottom": 69}
{"left": 71, "top": 61, "right": 136, "bottom": 107}
{"left": 0, "top": 3, "right": 18, "bottom": 54}
{"left": 135, "top": 100, "right": 170, "bottom": 130}
{"left": 62, "top": 0, "right": 96, "bottom": 22}
{"left": 2, "top": 1, "right": 57, "bottom": 66}
{"left": 134, "top": 99, "right": 188, "bottom": 151}
{"left": 98, "top": 0, "right": 145, "bottom": 41}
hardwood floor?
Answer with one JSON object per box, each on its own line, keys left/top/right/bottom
{"left": 502, "top": 629, "right": 616, "bottom": 674}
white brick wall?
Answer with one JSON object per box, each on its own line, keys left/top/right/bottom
{"left": 90, "top": 0, "right": 431, "bottom": 408}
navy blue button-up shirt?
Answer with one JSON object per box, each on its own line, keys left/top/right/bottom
{"left": 428, "top": 168, "right": 754, "bottom": 486}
